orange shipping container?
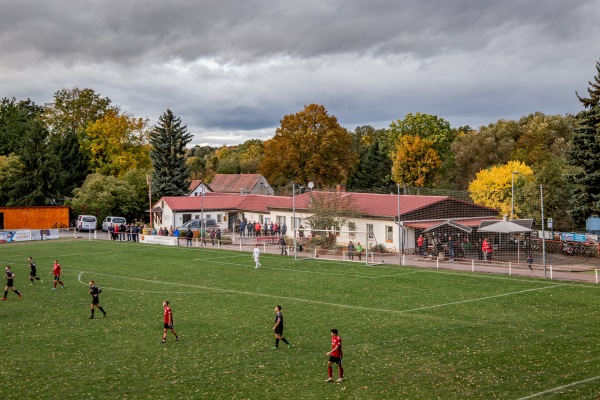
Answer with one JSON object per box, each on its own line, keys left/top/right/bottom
{"left": 0, "top": 206, "right": 71, "bottom": 230}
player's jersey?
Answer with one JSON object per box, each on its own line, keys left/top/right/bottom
{"left": 253, "top": 248, "right": 260, "bottom": 258}
{"left": 274, "top": 311, "right": 284, "bottom": 329}
{"left": 53, "top": 262, "right": 61, "bottom": 276}
{"left": 164, "top": 306, "right": 173, "bottom": 324}
{"left": 29, "top": 260, "right": 37, "bottom": 271}
{"left": 90, "top": 285, "right": 100, "bottom": 298}
{"left": 5, "top": 270, "right": 14, "bottom": 282}
{"left": 331, "top": 335, "right": 343, "bottom": 357}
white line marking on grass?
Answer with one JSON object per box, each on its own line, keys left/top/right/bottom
{"left": 77, "top": 271, "right": 566, "bottom": 315}
{"left": 202, "top": 258, "right": 418, "bottom": 280}
{"left": 77, "top": 271, "right": 203, "bottom": 294}
{"left": 515, "top": 374, "right": 600, "bottom": 399}
{"left": 399, "top": 284, "right": 567, "bottom": 313}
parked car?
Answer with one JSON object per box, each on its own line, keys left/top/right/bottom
{"left": 180, "top": 218, "right": 217, "bottom": 230}
{"left": 76, "top": 215, "right": 97, "bottom": 232}
{"left": 102, "top": 216, "right": 127, "bottom": 231}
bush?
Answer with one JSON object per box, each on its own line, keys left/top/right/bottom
{"left": 370, "top": 243, "right": 387, "bottom": 253}
{"left": 309, "top": 233, "right": 337, "bottom": 249}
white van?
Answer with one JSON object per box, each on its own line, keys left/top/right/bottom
{"left": 102, "top": 216, "right": 127, "bottom": 231}
{"left": 76, "top": 215, "right": 97, "bottom": 232}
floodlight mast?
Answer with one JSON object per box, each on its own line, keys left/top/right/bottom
{"left": 292, "top": 183, "right": 296, "bottom": 260}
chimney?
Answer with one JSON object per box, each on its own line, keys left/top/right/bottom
{"left": 336, "top": 184, "right": 346, "bottom": 193}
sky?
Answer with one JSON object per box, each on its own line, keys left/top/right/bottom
{"left": 1, "top": 0, "right": 599, "bottom": 147}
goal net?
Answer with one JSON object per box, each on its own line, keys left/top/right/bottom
{"left": 292, "top": 228, "right": 385, "bottom": 265}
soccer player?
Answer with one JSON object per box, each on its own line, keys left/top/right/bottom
{"left": 162, "top": 301, "right": 179, "bottom": 343}
{"left": 50, "top": 259, "right": 65, "bottom": 290}
{"left": 2, "top": 266, "right": 23, "bottom": 300}
{"left": 89, "top": 280, "right": 106, "bottom": 319}
{"left": 325, "top": 328, "right": 344, "bottom": 383}
{"left": 252, "top": 244, "right": 261, "bottom": 268}
{"left": 27, "top": 257, "right": 42, "bottom": 285}
{"left": 272, "top": 305, "right": 291, "bottom": 349}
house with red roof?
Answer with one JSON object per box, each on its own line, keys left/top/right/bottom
{"left": 151, "top": 186, "right": 498, "bottom": 252}
{"left": 188, "top": 180, "right": 211, "bottom": 196}
{"left": 208, "top": 174, "right": 274, "bottom": 196}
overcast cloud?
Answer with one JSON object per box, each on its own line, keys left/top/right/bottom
{"left": 1, "top": 0, "right": 599, "bottom": 146}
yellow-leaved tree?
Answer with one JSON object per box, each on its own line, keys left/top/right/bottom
{"left": 468, "top": 161, "right": 534, "bottom": 217}
{"left": 85, "top": 109, "right": 150, "bottom": 177}
{"left": 391, "top": 135, "right": 441, "bottom": 187}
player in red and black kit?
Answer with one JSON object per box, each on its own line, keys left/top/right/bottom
{"left": 162, "top": 301, "right": 179, "bottom": 343}
{"left": 2, "top": 266, "right": 23, "bottom": 300}
{"left": 325, "top": 328, "right": 344, "bottom": 382}
{"left": 271, "top": 305, "right": 291, "bottom": 349}
{"left": 50, "top": 260, "right": 65, "bottom": 290}
{"left": 89, "top": 281, "right": 106, "bottom": 319}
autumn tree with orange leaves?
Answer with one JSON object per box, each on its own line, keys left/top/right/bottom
{"left": 259, "top": 104, "right": 358, "bottom": 189}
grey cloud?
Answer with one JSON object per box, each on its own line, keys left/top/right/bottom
{"left": 0, "top": 1, "right": 599, "bottom": 147}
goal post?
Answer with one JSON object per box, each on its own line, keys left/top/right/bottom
{"left": 292, "top": 228, "right": 372, "bottom": 265}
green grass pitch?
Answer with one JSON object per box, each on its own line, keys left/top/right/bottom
{"left": 1, "top": 240, "right": 599, "bottom": 399}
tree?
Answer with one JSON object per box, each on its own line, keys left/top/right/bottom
{"left": 85, "top": 109, "right": 151, "bottom": 177}
{"left": 0, "top": 153, "right": 22, "bottom": 205}
{"left": 306, "top": 191, "right": 361, "bottom": 231}
{"left": 451, "top": 121, "right": 519, "bottom": 189}
{"left": 0, "top": 98, "right": 42, "bottom": 156}
{"left": 8, "top": 118, "right": 58, "bottom": 205}
{"left": 468, "top": 161, "right": 534, "bottom": 217}
{"left": 149, "top": 109, "right": 193, "bottom": 198}
{"left": 259, "top": 104, "right": 358, "bottom": 188}
{"left": 48, "top": 129, "right": 89, "bottom": 200}
{"left": 386, "top": 113, "right": 455, "bottom": 187}
{"left": 71, "top": 173, "right": 139, "bottom": 221}
{"left": 347, "top": 135, "right": 394, "bottom": 190}
{"left": 42, "top": 87, "right": 114, "bottom": 140}
{"left": 387, "top": 113, "right": 455, "bottom": 157}
{"left": 238, "top": 139, "right": 263, "bottom": 173}
{"left": 569, "top": 59, "right": 600, "bottom": 224}
{"left": 391, "top": 135, "right": 441, "bottom": 187}
{"left": 121, "top": 168, "right": 153, "bottom": 223}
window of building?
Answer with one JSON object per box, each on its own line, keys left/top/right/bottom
{"left": 293, "top": 217, "right": 302, "bottom": 230}
{"left": 367, "top": 224, "right": 374, "bottom": 239}
{"left": 386, "top": 226, "right": 393, "bottom": 242}
{"left": 348, "top": 222, "right": 356, "bottom": 238}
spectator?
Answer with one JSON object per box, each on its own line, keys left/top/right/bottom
{"left": 185, "top": 229, "right": 193, "bottom": 246}
{"left": 482, "top": 237, "right": 493, "bottom": 262}
{"left": 173, "top": 227, "right": 180, "bottom": 245}
{"left": 448, "top": 237, "right": 455, "bottom": 263}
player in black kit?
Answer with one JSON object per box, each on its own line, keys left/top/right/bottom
{"left": 271, "top": 305, "right": 291, "bottom": 349}
{"left": 2, "top": 266, "right": 23, "bottom": 300}
{"left": 27, "top": 257, "right": 42, "bottom": 285}
{"left": 89, "top": 280, "right": 107, "bottom": 319}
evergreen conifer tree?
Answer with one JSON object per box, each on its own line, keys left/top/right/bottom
{"left": 569, "top": 59, "right": 600, "bottom": 224}
{"left": 347, "top": 136, "right": 393, "bottom": 190}
{"left": 149, "top": 109, "right": 193, "bottom": 199}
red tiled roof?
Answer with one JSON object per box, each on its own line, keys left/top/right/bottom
{"left": 156, "top": 191, "right": 496, "bottom": 219}
{"left": 158, "top": 193, "right": 289, "bottom": 213}
{"left": 188, "top": 180, "right": 203, "bottom": 192}
{"left": 281, "top": 192, "right": 454, "bottom": 218}
{"left": 209, "top": 174, "right": 263, "bottom": 193}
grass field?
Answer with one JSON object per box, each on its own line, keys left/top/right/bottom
{"left": 1, "top": 239, "right": 600, "bottom": 399}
